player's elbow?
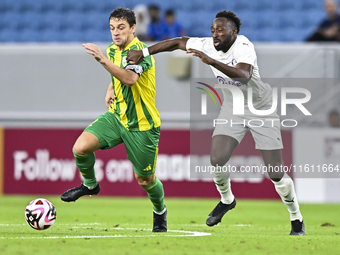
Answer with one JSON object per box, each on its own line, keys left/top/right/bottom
{"left": 177, "top": 37, "right": 190, "bottom": 51}
{"left": 242, "top": 71, "right": 252, "bottom": 83}
{"left": 124, "top": 79, "right": 137, "bottom": 87}
{"left": 123, "top": 71, "right": 139, "bottom": 87}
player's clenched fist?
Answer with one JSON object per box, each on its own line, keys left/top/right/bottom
{"left": 127, "top": 49, "right": 144, "bottom": 64}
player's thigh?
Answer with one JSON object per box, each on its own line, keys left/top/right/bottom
{"left": 210, "top": 135, "right": 239, "bottom": 166}
{"left": 123, "top": 127, "right": 160, "bottom": 177}
{"left": 73, "top": 131, "right": 100, "bottom": 155}
{"left": 211, "top": 106, "right": 247, "bottom": 166}
{"left": 248, "top": 117, "right": 283, "bottom": 150}
{"left": 261, "top": 149, "right": 284, "bottom": 181}
{"left": 84, "top": 112, "right": 124, "bottom": 151}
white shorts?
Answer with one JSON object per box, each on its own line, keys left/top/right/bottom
{"left": 212, "top": 103, "right": 283, "bottom": 150}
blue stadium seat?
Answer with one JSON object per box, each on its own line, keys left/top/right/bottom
{"left": 168, "top": 0, "right": 192, "bottom": 12}
{"left": 189, "top": 11, "right": 214, "bottom": 37}
{"left": 280, "top": 27, "right": 303, "bottom": 42}
{"left": 18, "top": 28, "right": 42, "bottom": 42}
{"left": 256, "top": 0, "right": 279, "bottom": 11}
{"left": 0, "top": 0, "right": 329, "bottom": 43}
{"left": 83, "top": 29, "right": 112, "bottom": 42}
{"left": 215, "top": 0, "right": 236, "bottom": 12}
{"left": 40, "top": 30, "right": 63, "bottom": 42}
{"left": 60, "top": 28, "right": 84, "bottom": 42}
{"left": 1, "top": 12, "right": 22, "bottom": 31}
{"left": 0, "top": 28, "right": 21, "bottom": 42}
{"left": 176, "top": 11, "right": 193, "bottom": 33}
{"left": 255, "top": 11, "right": 280, "bottom": 29}
{"left": 280, "top": 10, "right": 305, "bottom": 29}
{"left": 257, "top": 27, "right": 282, "bottom": 42}
{"left": 38, "top": 0, "right": 58, "bottom": 13}
{"left": 21, "top": 12, "right": 44, "bottom": 31}
{"left": 42, "top": 12, "right": 67, "bottom": 31}
{"left": 86, "top": 12, "right": 109, "bottom": 31}
{"left": 277, "top": 0, "right": 302, "bottom": 11}
{"left": 3, "top": 0, "right": 36, "bottom": 13}
{"left": 300, "top": 0, "right": 322, "bottom": 10}
{"left": 301, "top": 9, "right": 325, "bottom": 29}
{"left": 237, "top": 10, "right": 257, "bottom": 29}
{"left": 233, "top": 0, "right": 254, "bottom": 11}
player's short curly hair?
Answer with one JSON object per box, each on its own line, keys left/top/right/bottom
{"left": 215, "top": 11, "right": 242, "bottom": 34}
{"left": 109, "top": 8, "right": 136, "bottom": 28}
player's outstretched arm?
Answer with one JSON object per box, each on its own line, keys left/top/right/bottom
{"left": 83, "top": 43, "right": 139, "bottom": 87}
{"left": 127, "top": 37, "right": 190, "bottom": 64}
{"left": 187, "top": 48, "right": 253, "bottom": 83}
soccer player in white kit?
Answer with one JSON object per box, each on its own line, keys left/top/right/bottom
{"left": 127, "top": 10, "right": 305, "bottom": 235}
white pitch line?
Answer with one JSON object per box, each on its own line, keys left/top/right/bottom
{"left": 0, "top": 223, "right": 101, "bottom": 227}
{"left": 0, "top": 225, "right": 211, "bottom": 239}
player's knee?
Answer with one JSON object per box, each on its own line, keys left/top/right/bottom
{"left": 265, "top": 159, "right": 284, "bottom": 181}
{"left": 73, "top": 143, "right": 84, "bottom": 155}
{"left": 210, "top": 153, "right": 230, "bottom": 167}
{"left": 73, "top": 133, "right": 99, "bottom": 155}
{"left": 268, "top": 169, "right": 284, "bottom": 182}
{"left": 135, "top": 173, "right": 154, "bottom": 187}
{"left": 73, "top": 141, "right": 91, "bottom": 155}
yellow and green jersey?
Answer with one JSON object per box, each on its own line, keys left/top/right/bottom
{"left": 106, "top": 37, "right": 161, "bottom": 131}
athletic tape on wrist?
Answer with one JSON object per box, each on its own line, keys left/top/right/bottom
{"left": 142, "top": 48, "right": 150, "bottom": 57}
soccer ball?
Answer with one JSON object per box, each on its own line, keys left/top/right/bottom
{"left": 25, "top": 198, "right": 57, "bottom": 230}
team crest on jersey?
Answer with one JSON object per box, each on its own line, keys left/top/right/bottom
{"left": 231, "top": 58, "right": 237, "bottom": 66}
{"left": 122, "top": 56, "right": 128, "bottom": 67}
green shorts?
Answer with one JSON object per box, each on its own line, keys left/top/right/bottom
{"left": 84, "top": 111, "right": 160, "bottom": 177}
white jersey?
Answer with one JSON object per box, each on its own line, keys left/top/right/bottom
{"left": 186, "top": 35, "right": 272, "bottom": 109}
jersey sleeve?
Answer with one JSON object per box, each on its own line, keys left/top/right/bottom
{"left": 234, "top": 42, "right": 257, "bottom": 67}
{"left": 186, "top": 37, "right": 208, "bottom": 51}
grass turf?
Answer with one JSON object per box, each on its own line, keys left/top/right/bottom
{"left": 0, "top": 195, "right": 339, "bottom": 255}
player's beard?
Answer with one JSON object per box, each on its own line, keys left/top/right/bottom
{"left": 214, "top": 34, "right": 234, "bottom": 52}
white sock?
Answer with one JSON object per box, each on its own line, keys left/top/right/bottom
{"left": 153, "top": 207, "right": 167, "bottom": 215}
{"left": 84, "top": 183, "right": 97, "bottom": 190}
{"left": 272, "top": 174, "right": 303, "bottom": 221}
{"left": 213, "top": 170, "right": 234, "bottom": 204}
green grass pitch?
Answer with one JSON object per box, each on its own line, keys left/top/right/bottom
{"left": 0, "top": 195, "right": 339, "bottom": 255}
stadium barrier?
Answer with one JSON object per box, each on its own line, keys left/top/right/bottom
{"left": 1, "top": 128, "right": 294, "bottom": 199}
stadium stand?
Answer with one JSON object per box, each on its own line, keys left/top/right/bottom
{"left": 0, "top": 0, "right": 329, "bottom": 42}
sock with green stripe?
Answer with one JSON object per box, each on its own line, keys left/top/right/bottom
{"left": 73, "top": 150, "right": 98, "bottom": 188}
{"left": 143, "top": 176, "right": 165, "bottom": 214}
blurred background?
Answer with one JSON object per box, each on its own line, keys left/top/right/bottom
{"left": 0, "top": 0, "right": 337, "bottom": 42}
{"left": 0, "top": 0, "right": 340, "bottom": 203}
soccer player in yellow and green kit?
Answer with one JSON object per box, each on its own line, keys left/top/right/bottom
{"left": 61, "top": 8, "right": 167, "bottom": 232}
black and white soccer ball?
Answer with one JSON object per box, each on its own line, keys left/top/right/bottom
{"left": 25, "top": 198, "right": 57, "bottom": 230}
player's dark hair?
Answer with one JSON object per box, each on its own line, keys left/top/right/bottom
{"left": 215, "top": 11, "right": 242, "bottom": 34}
{"left": 148, "top": 5, "right": 160, "bottom": 11}
{"left": 165, "top": 9, "right": 175, "bottom": 17}
{"left": 109, "top": 8, "right": 136, "bottom": 28}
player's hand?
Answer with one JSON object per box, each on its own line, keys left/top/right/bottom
{"left": 105, "top": 94, "right": 115, "bottom": 108}
{"left": 83, "top": 43, "right": 105, "bottom": 63}
{"left": 323, "top": 25, "right": 339, "bottom": 38}
{"left": 105, "top": 84, "right": 115, "bottom": 108}
{"left": 127, "top": 49, "right": 144, "bottom": 64}
{"left": 187, "top": 48, "right": 215, "bottom": 65}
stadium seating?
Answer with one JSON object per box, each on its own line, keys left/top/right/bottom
{"left": 0, "top": 0, "right": 329, "bottom": 42}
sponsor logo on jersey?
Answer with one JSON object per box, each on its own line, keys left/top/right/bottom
{"left": 122, "top": 56, "right": 128, "bottom": 67}
{"left": 143, "top": 165, "right": 152, "bottom": 171}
